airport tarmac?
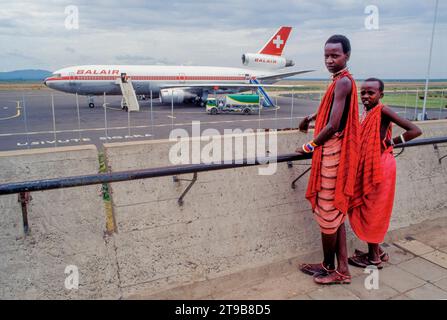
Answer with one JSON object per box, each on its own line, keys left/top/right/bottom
{"left": 0, "top": 90, "right": 446, "bottom": 152}
{"left": 0, "top": 91, "right": 317, "bottom": 151}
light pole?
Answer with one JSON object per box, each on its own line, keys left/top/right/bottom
{"left": 422, "top": 0, "right": 439, "bottom": 119}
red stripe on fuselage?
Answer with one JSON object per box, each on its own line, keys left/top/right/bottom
{"left": 45, "top": 75, "right": 247, "bottom": 82}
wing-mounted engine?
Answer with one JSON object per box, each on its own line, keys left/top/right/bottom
{"left": 242, "top": 53, "right": 294, "bottom": 70}
{"left": 159, "top": 89, "right": 197, "bottom": 104}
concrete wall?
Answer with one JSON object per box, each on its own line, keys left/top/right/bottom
{"left": 0, "top": 120, "right": 446, "bottom": 299}
{"left": 391, "top": 120, "right": 447, "bottom": 229}
{"left": 0, "top": 146, "right": 119, "bottom": 299}
{"left": 103, "top": 120, "right": 447, "bottom": 298}
{"left": 103, "top": 131, "right": 320, "bottom": 297}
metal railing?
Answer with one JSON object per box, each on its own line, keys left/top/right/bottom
{"left": 1, "top": 136, "right": 447, "bottom": 196}
{"left": 1, "top": 135, "right": 446, "bottom": 235}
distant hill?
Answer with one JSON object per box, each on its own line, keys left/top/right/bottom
{"left": 0, "top": 69, "right": 52, "bottom": 81}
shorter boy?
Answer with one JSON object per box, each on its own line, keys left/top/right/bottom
{"left": 348, "top": 78, "right": 422, "bottom": 267}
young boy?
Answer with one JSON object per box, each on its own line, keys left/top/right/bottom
{"left": 348, "top": 78, "right": 422, "bottom": 267}
{"left": 296, "top": 35, "right": 361, "bottom": 285}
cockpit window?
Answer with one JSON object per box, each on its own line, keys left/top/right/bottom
{"left": 52, "top": 73, "right": 61, "bottom": 78}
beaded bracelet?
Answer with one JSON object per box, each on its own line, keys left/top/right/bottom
{"left": 302, "top": 140, "right": 318, "bottom": 153}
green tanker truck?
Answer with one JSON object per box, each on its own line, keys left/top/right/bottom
{"left": 206, "top": 94, "right": 261, "bottom": 115}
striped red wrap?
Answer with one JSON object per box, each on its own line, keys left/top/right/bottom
{"left": 305, "top": 70, "right": 360, "bottom": 214}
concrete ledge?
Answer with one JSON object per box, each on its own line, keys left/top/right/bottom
{"left": 0, "top": 145, "right": 120, "bottom": 299}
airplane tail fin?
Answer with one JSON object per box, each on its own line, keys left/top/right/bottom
{"left": 258, "top": 26, "right": 292, "bottom": 56}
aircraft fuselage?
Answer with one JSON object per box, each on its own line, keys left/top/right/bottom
{"left": 44, "top": 65, "right": 276, "bottom": 96}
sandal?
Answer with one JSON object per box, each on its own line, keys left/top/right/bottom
{"left": 314, "top": 270, "right": 351, "bottom": 285}
{"left": 348, "top": 253, "right": 383, "bottom": 269}
{"left": 299, "top": 262, "right": 335, "bottom": 277}
{"left": 354, "top": 248, "right": 389, "bottom": 263}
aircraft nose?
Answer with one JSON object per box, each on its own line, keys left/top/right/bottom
{"left": 43, "top": 77, "right": 55, "bottom": 88}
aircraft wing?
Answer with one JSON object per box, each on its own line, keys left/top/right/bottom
{"left": 159, "top": 83, "right": 303, "bottom": 90}
{"left": 257, "top": 69, "right": 314, "bottom": 82}
{"left": 159, "top": 69, "right": 313, "bottom": 91}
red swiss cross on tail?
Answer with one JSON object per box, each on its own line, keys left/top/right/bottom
{"left": 258, "top": 26, "right": 292, "bottom": 56}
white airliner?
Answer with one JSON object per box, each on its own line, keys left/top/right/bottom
{"left": 44, "top": 26, "right": 312, "bottom": 108}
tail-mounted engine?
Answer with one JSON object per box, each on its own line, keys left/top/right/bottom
{"left": 242, "top": 53, "right": 294, "bottom": 69}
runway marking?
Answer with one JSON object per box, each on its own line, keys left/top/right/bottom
{"left": 105, "top": 106, "right": 123, "bottom": 111}
{"left": 0, "top": 102, "right": 21, "bottom": 121}
{"left": 0, "top": 115, "right": 304, "bottom": 137}
{"left": 167, "top": 115, "right": 176, "bottom": 119}
{"left": 15, "top": 134, "right": 155, "bottom": 147}
{"left": 156, "top": 110, "right": 203, "bottom": 114}
{"left": 147, "top": 107, "right": 280, "bottom": 114}
{"left": 101, "top": 103, "right": 122, "bottom": 112}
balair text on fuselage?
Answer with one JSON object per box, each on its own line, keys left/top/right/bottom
{"left": 76, "top": 69, "right": 120, "bottom": 75}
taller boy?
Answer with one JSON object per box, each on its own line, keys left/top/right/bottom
{"left": 297, "top": 35, "right": 360, "bottom": 284}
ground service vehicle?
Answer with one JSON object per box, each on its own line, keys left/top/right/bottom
{"left": 206, "top": 94, "right": 261, "bottom": 115}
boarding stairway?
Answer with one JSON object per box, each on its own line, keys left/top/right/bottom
{"left": 117, "top": 74, "right": 140, "bottom": 112}
{"left": 249, "top": 78, "right": 275, "bottom": 108}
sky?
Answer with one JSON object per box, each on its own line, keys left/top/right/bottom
{"left": 0, "top": 0, "right": 445, "bottom": 79}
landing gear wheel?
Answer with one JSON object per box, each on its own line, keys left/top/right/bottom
{"left": 121, "top": 99, "right": 128, "bottom": 112}
{"left": 88, "top": 102, "right": 95, "bottom": 108}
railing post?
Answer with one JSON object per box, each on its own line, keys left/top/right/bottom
{"left": 18, "top": 192, "right": 32, "bottom": 235}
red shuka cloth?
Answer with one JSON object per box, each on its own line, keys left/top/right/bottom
{"left": 349, "top": 103, "right": 397, "bottom": 243}
{"left": 306, "top": 70, "right": 360, "bottom": 214}
{"left": 350, "top": 103, "right": 385, "bottom": 209}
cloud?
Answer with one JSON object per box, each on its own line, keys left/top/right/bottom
{"left": 115, "top": 54, "right": 175, "bottom": 65}
{"left": 0, "top": 0, "right": 445, "bottom": 78}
